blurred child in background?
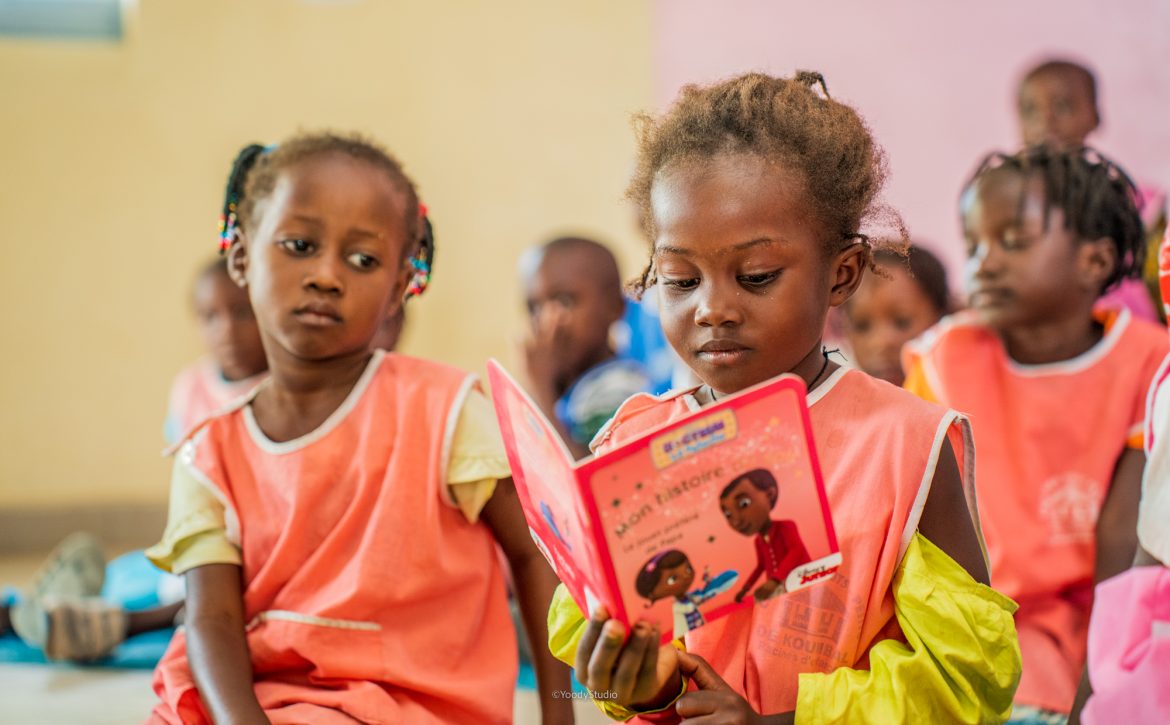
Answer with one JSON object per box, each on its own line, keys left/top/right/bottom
{"left": 905, "top": 146, "right": 1167, "bottom": 722}
{"left": 520, "top": 236, "right": 652, "bottom": 458}
{"left": 0, "top": 145, "right": 271, "bottom": 665}
{"left": 843, "top": 245, "right": 951, "bottom": 386}
{"left": 1017, "top": 58, "right": 1165, "bottom": 322}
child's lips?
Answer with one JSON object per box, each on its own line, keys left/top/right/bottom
{"left": 697, "top": 340, "right": 751, "bottom": 366}
{"left": 294, "top": 303, "right": 343, "bottom": 326}
{"left": 970, "top": 286, "right": 1013, "bottom": 306}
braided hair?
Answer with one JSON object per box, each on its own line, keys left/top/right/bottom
{"left": 962, "top": 146, "right": 1144, "bottom": 293}
{"left": 218, "top": 143, "right": 267, "bottom": 252}
{"left": 230, "top": 132, "right": 435, "bottom": 298}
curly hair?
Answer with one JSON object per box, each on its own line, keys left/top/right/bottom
{"left": 626, "top": 71, "right": 905, "bottom": 295}
{"left": 962, "top": 145, "right": 1144, "bottom": 293}
{"left": 237, "top": 132, "right": 421, "bottom": 254}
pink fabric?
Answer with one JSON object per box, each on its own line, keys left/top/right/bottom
{"left": 1082, "top": 567, "right": 1170, "bottom": 725}
{"left": 1097, "top": 278, "right": 1159, "bottom": 323}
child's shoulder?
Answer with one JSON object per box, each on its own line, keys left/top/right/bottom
{"left": 904, "top": 311, "right": 995, "bottom": 360}
{"left": 1118, "top": 309, "right": 1170, "bottom": 353}
{"left": 831, "top": 367, "right": 955, "bottom": 423}
{"left": 588, "top": 386, "right": 699, "bottom": 454}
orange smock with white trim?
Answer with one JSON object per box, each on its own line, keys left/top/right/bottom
{"left": 903, "top": 307, "right": 1168, "bottom": 712}
{"left": 147, "top": 352, "right": 517, "bottom": 725}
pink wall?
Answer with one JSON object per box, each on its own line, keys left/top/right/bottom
{"left": 654, "top": 0, "right": 1170, "bottom": 286}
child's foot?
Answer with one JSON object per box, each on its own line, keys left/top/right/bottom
{"left": 9, "top": 532, "right": 106, "bottom": 649}
{"left": 42, "top": 598, "right": 128, "bottom": 662}
{"left": 11, "top": 596, "right": 129, "bottom": 661}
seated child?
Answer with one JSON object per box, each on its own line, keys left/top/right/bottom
{"left": 520, "top": 236, "right": 652, "bottom": 458}
{"left": 1, "top": 146, "right": 272, "bottom": 664}
{"left": 145, "top": 133, "right": 571, "bottom": 724}
{"left": 163, "top": 257, "right": 269, "bottom": 443}
{"left": 548, "top": 71, "right": 1021, "bottom": 724}
{"left": 1074, "top": 226, "right": 1170, "bottom": 724}
{"left": 1017, "top": 58, "right": 1164, "bottom": 322}
{"left": 904, "top": 146, "right": 1169, "bottom": 721}
{"left": 842, "top": 245, "right": 951, "bottom": 386}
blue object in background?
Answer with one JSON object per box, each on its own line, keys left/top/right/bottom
{"left": 616, "top": 292, "right": 675, "bottom": 394}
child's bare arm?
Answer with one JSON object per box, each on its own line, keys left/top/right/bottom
{"left": 481, "top": 478, "right": 575, "bottom": 725}
{"left": 185, "top": 563, "right": 268, "bottom": 725}
{"left": 916, "top": 441, "right": 990, "bottom": 585}
{"left": 1094, "top": 448, "right": 1144, "bottom": 582}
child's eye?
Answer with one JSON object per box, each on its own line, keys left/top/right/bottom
{"left": 1001, "top": 236, "right": 1028, "bottom": 252}
{"left": 721, "top": 508, "right": 731, "bottom": 519}
{"left": 280, "top": 239, "right": 314, "bottom": 255}
{"left": 851, "top": 319, "right": 871, "bottom": 334}
{"left": 661, "top": 277, "right": 700, "bottom": 291}
{"left": 738, "top": 271, "right": 779, "bottom": 288}
{"left": 667, "top": 575, "right": 678, "bottom": 585}
{"left": 737, "top": 496, "right": 751, "bottom": 509}
{"left": 347, "top": 252, "right": 379, "bottom": 269}
{"left": 894, "top": 317, "right": 914, "bottom": 331}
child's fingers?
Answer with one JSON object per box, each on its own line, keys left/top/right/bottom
{"left": 584, "top": 618, "right": 627, "bottom": 692}
{"left": 609, "top": 622, "right": 652, "bottom": 701}
{"left": 677, "top": 651, "right": 732, "bottom": 692}
{"left": 573, "top": 608, "right": 609, "bottom": 685}
{"left": 634, "top": 628, "right": 661, "bottom": 693}
{"left": 675, "top": 690, "right": 726, "bottom": 718}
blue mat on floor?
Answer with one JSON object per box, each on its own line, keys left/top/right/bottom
{"left": 2, "top": 551, "right": 580, "bottom": 692}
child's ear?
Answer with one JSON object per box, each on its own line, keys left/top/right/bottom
{"left": 828, "top": 242, "right": 867, "bottom": 308}
{"left": 393, "top": 253, "right": 414, "bottom": 303}
{"left": 226, "top": 234, "right": 249, "bottom": 288}
{"left": 1078, "top": 237, "right": 1118, "bottom": 292}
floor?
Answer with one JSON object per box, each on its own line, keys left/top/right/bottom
{"left": 0, "top": 551, "right": 610, "bottom": 724}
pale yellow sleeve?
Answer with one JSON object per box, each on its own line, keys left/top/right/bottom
{"left": 446, "top": 388, "right": 512, "bottom": 524}
{"left": 145, "top": 451, "right": 241, "bottom": 575}
{"left": 794, "top": 533, "right": 1021, "bottom": 724}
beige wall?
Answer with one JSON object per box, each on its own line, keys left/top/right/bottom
{"left": 0, "top": 0, "right": 651, "bottom": 508}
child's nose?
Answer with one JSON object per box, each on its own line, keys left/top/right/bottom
{"left": 693, "top": 279, "right": 743, "bottom": 327}
{"left": 967, "top": 240, "right": 1003, "bottom": 279}
{"left": 305, "top": 255, "right": 344, "bottom": 294}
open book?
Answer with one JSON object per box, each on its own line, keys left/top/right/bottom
{"left": 487, "top": 360, "right": 841, "bottom": 644}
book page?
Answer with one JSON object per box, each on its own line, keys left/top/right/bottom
{"left": 576, "top": 376, "right": 840, "bottom": 643}
{"left": 487, "top": 361, "right": 610, "bottom": 614}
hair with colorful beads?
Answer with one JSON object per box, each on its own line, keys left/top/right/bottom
{"left": 233, "top": 132, "right": 435, "bottom": 298}
{"left": 218, "top": 143, "right": 268, "bottom": 252}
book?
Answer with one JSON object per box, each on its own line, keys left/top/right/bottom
{"left": 487, "top": 360, "right": 841, "bottom": 644}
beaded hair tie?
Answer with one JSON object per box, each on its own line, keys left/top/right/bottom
{"left": 406, "top": 204, "right": 434, "bottom": 298}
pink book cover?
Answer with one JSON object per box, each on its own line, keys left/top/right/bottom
{"left": 487, "top": 360, "right": 840, "bottom": 644}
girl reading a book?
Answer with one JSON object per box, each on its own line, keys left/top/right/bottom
{"left": 546, "top": 71, "right": 1022, "bottom": 723}
{"left": 719, "top": 469, "right": 811, "bottom": 603}
{"left": 635, "top": 551, "right": 739, "bottom": 640}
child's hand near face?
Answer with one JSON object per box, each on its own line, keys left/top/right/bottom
{"left": 521, "top": 301, "right": 572, "bottom": 401}
{"left": 574, "top": 607, "right": 682, "bottom": 710}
